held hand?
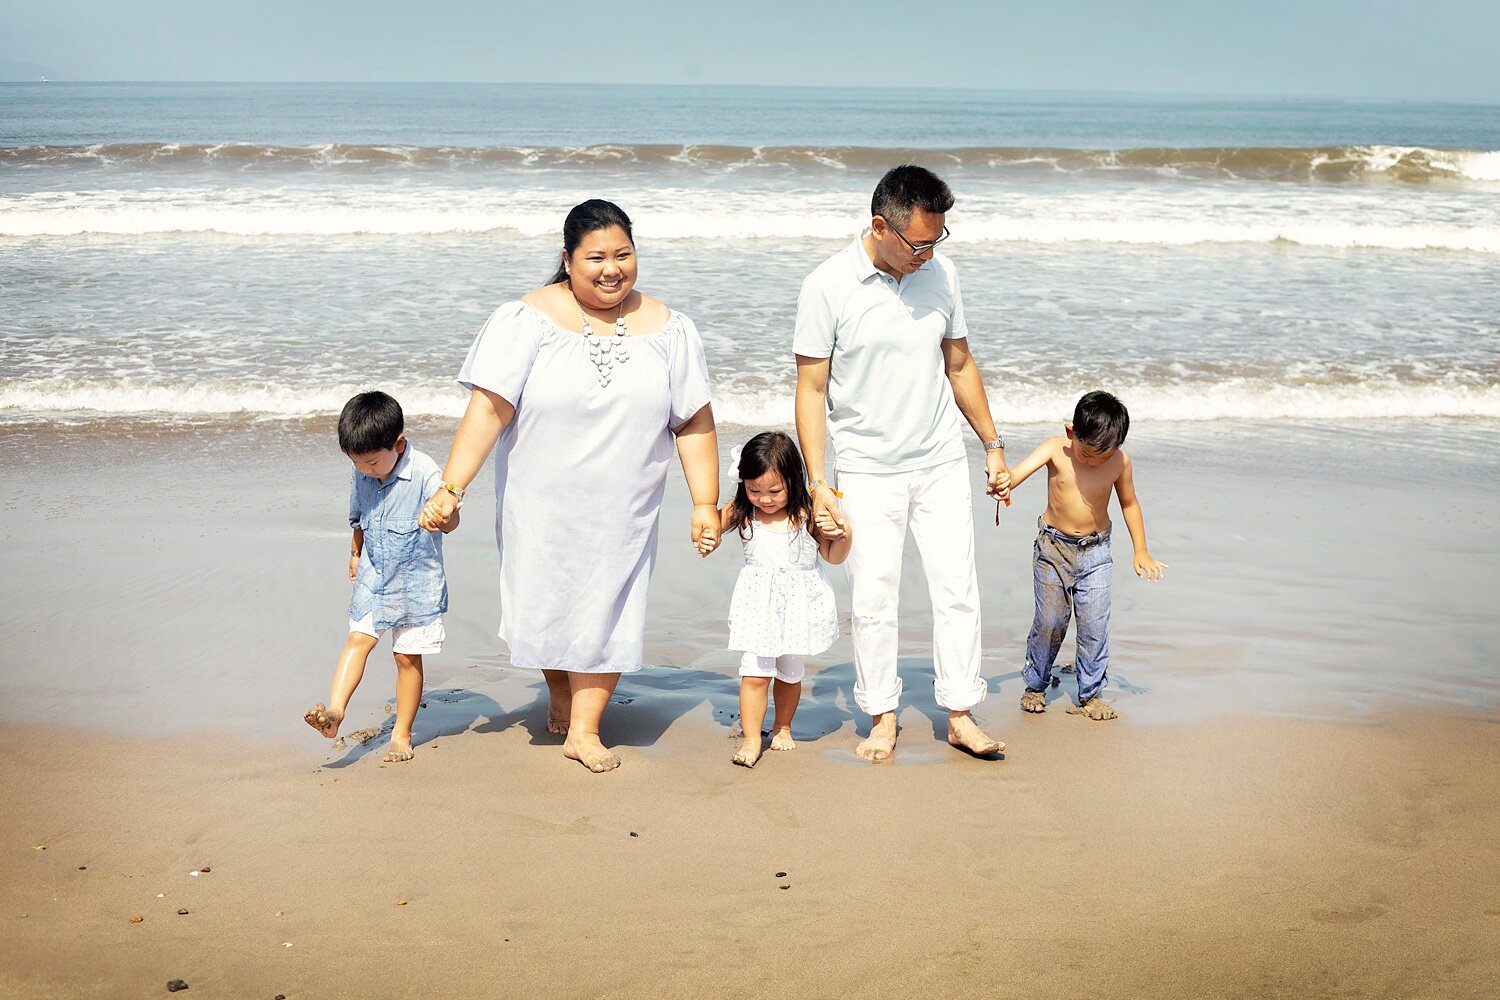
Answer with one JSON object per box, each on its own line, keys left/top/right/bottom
{"left": 691, "top": 504, "right": 720, "bottom": 558}
{"left": 812, "top": 484, "right": 846, "bottom": 538}
{"left": 419, "top": 490, "right": 460, "bottom": 531}
{"left": 348, "top": 554, "right": 359, "bottom": 582}
{"left": 1134, "top": 553, "right": 1168, "bottom": 581}
{"left": 984, "top": 451, "right": 1012, "bottom": 505}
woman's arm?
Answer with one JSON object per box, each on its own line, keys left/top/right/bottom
{"left": 674, "top": 403, "right": 720, "bottom": 556}
{"left": 418, "top": 387, "right": 513, "bottom": 530}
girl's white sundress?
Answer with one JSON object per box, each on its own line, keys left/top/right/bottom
{"left": 456, "top": 301, "right": 712, "bottom": 673}
{"left": 728, "top": 520, "right": 839, "bottom": 657}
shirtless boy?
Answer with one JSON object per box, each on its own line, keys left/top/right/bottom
{"left": 1001, "top": 390, "right": 1166, "bottom": 720}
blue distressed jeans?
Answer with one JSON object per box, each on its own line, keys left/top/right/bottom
{"left": 1022, "top": 517, "right": 1113, "bottom": 704}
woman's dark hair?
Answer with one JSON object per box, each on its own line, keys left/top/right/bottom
{"left": 1072, "top": 390, "right": 1130, "bottom": 451}
{"left": 726, "top": 431, "right": 813, "bottom": 539}
{"left": 338, "top": 390, "right": 404, "bottom": 454}
{"left": 871, "top": 164, "right": 955, "bottom": 229}
{"left": 546, "top": 199, "right": 635, "bottom": 285}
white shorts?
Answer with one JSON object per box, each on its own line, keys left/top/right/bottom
{"left": 348, "top": 614, "right": 445, "bottom": 655}
{"left": 739, "top": 652, "right": 806, "bottom": 684}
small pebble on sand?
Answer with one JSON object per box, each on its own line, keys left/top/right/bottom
{"left": 629, "top": 832, "right": 638, "bottom": 837}
{"left": 199, "top": 866, "right": 211, "bottom": 873}
{"left": 166, "top": 980, "right": 188, "bottom": 992}
{"left": 775, "top": 871, "right": 787, "bottom": 878}
{"left": 397, "top": 899, "right": 407, "bottom": 906}
{"left": 78, "top": 866, "right": 87, "bottom": 870}
{"left": 32, "top": 845, "right": 45, "bottom": 851}
{"left": 129, "top": 915, "right": 144, "bottom": 923}
{"left": 780, "top": 884, "right": 791, "bottom": 890}
{"left": 177, "top": 908, "right": 189, "bottom": 915}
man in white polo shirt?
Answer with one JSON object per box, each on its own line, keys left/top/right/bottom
{"left": 794, "top": 164, "right": 1010, "bottom": 762}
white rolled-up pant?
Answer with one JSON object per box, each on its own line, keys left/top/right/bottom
{"left": 836, "top": 456, "right": 986, "bottom": 716}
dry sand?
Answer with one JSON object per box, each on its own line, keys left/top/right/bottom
{"left": 3, "top": 418, "right": 1499, "bottom": 997}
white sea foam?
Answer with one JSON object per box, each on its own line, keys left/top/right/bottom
{"left": 4, "top": 377, "right": 1498, "bottom": 424}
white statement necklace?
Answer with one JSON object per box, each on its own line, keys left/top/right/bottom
{"left": 578, "top": 295, "right": 629, "bottom": 388}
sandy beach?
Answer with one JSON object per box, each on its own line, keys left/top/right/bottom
{"left": 3, "top": 416, "right": 1499, "bottom": 997}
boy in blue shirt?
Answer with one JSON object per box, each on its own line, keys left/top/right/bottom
{"left": 1000, "top": 391, "right": 1166, "bottom": 721}
{"left": 304, "top": 391, "right": 459, "bottom": 762}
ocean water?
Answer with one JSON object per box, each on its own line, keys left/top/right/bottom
{"left": 1, "top": 81, "right": 1498, "bottom": 427}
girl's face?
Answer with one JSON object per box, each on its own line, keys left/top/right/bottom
{"left": 744, "top": 470, "right": 788, "bottom": 516}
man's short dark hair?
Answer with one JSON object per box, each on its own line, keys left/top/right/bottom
{"left": 1072, "top": 390, "right": 1130, "bottom": 451}
{"left": 871, "top": 165, "right": 955, "bottom": 229}
{"left": 338, "top": 391, "right": 404, "bottom": 454}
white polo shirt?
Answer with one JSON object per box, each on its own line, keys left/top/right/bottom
{"left": 793, "top": 235, "right": 970, "bottom": 474}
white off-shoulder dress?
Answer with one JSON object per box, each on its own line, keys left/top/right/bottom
{"left": 728, "top": 521, "right": 839, "bottom": 658}
{"left": 457, "top": 301, "right": 712, "bottom": 673}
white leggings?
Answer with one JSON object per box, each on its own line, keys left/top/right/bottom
{"left": 738, "top": 652, "right": 806, "bottom": 683}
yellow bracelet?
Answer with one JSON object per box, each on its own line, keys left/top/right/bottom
{"left": 440, "top": 481, "right": 466, "bottom": 499}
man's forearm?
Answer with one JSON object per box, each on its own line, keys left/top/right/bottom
{"left": 795, "top": 387, "right": 830, "bottom": 484}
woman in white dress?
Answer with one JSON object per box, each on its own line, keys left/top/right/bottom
{"left": 418, "top": 200, "right": 719, "bottom": 773}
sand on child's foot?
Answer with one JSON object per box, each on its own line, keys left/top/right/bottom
{"left": 303, "top": 703, "right": 342, "bottom": 739}
{"left": 769, "top": 729, "right": 795, "bottom": 751}
{"left": 1067, "top": 698, "right": 1119, "bottom": 721}
{"left": 732, "top": 739, "right": 763, "bottom": 767}
{"left": 383, "top": 737, "right": 414, "bottom": 763}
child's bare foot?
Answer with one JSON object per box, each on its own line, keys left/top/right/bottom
{"left": 1020, "top": 690, "right": 1047, "bottom": 713}
{"left": 1067, "top": 697, "right": 1118, "bottom": 721}
{"left": 383, "top": 736, "right": 414, "bottom": 763}
{"left": 563, "top": 733, "right": 621, "bottom": 773}
{"left": 769, "top": 727, "right": 796, "bottom": 751}
{"left": 303, "top": 703, "right": 342, "bottom": 739}
{"left": 947, "top": 713, "right": 1004, "bottom": 756}
{"left": 856, "top": 713, "right": 898, "bottom": 761}
{"left": 732, "top": 737, "right": 763, "bottom": 768}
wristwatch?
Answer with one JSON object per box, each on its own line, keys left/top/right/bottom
{"left": 440, "top": 481, "right": 466, "bottom": 499}
{"left": 983, "top": 436, "right": 1006, "bottom": 451}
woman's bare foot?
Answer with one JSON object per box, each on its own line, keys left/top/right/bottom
{"left": 303, "top": 703, "right": 342, "bottom": 739}
{"left": 547, "top": 700, "right": 571, "bottom": 736}
{"left": 1066, "top": 697, "right": 1119, "bottom": 721}
{"left": 732, "top": 737, "right": 763, "bottom": 768}
{"left": 769, "top": 728, "right": 796, "bottom": 751}
{"left": 947, "top": 713, "right": 1004, "bottom": 755}
{"left": 563, "top": 733, "right": 621, "bottom": 773}
{"left": 383, "top": 736, "right": 414, "bottom": 763}
{"left": 856, "top": 713, "right": 898, "bottom": 761}
{"left": 1020, "top": 690, "right": 1047, "bottom": 713}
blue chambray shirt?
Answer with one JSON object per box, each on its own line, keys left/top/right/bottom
{"left": 347, "top": 443, "right": 448, "bottom": 631}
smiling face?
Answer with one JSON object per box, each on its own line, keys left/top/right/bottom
{"left": 566, "top": 224, "right": 637, "bottom": 311}
{"left": 347, "top": 434, "right": 405, "bottom": 481}
{"left": 744, "top": 470, "right": 789, "bottom": 517}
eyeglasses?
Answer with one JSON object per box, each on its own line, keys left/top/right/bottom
{"left": 883, "top": 219, "right": 950, "bottom": 256}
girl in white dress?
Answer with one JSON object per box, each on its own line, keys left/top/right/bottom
{"left": 718, "top": 432, "right": 851, "bottom": 767}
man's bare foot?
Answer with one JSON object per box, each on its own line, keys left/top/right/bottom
{"left": 947, "top": 713, "right": 1004, "bottom": 756}
{"left": 769, "top": 728, "right": 796, "bottom": 751}
{"left": 856, "top": 714, "right": 897, "bottom": 762}
{"left": 563, "top": 733, "right": 621, "bottom": 773}
{"left": 732, "top": 737, "right": 763, "bottom": 768}
{"left": 1067, "top": 697, "right": 1119, "bottom": 721}
{"left": 303, "top": 703, "right": 342, "bottom": 739}
{"left": 383, "top": 736, "right": 414, "bottom": 763}
{"left": 1020, "top": 690, "right": 1047, "bottom": 713}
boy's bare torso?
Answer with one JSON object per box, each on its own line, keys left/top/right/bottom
{"left": 1042, "top": 436, "right": 1124, "bottom": 536}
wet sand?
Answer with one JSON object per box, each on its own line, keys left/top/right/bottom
{"left": 2, "top": 417, "right": 1499, "bottom": 996}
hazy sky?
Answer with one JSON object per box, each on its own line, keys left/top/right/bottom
{"left": 3, "top": 0, "right": 1497, "bottom": 102}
